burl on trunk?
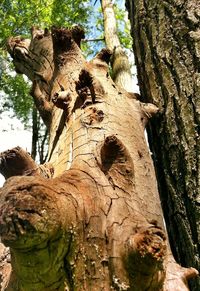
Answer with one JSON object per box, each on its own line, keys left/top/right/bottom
{"left": 0, "top": 27, "right": 198, "bottom": 290}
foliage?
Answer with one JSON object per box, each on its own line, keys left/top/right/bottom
{"left": 0, "top": 0, "right": 92, "bottom": 125}
{"left": 0, "top": 0, "right": 92, "bottom": 47}
{"left": 0, "top": 65, "right": 32, "bottom": 125}
{"left": 113, "top": 3, "right": 132, "bottom": 50}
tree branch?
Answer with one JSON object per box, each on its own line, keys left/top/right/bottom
{"left": 0, "top": 147, "right": 54, "bottom": 180}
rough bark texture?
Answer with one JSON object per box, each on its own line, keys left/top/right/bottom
{"left": 126, "top": 0, "right": 200, "bottom": 289}
{"left": 0, "top": 26, "right": 198, "bottom": 290}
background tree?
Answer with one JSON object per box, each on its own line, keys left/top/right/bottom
{"left": 126, "top": 0, "right": 200, "bottom": 289}
{"left": 101, "top": 0, "right": 133, "bottom": 92}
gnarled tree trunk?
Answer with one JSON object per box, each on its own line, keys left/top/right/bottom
{"left": 126, "top": 0, "right": 200, "bottom": 290}
{"left": 0, "top": 26, "right": 198, "bottom": 290}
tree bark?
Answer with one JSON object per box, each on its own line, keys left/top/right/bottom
{"left": 126, "top": 0, "right": 200, "bottom": 289}
{"left": 0, "top": 26, "right": 198, "bottom": 290}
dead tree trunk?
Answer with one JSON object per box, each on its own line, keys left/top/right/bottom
{"left": 126, "top": 0, "right": 200, "bottom": 290}
{"left": 0, "top": 26, "right": 198, "bottom": 290}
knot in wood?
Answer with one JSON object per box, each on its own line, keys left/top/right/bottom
{"left": 81, "top": 107, "right": 104, "bottom": 126}
{"left": 52, "top": 91, "right": 72, "bottom": 110}
{"left": 102, "top": 135, "right": 125, "bottom": 162}
{"left": 95, "top": 48, "right": 112, "bottom": 64}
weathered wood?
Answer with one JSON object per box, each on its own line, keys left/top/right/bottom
{"left": 0, "top": 147, "right": 54, "bottom": 179}
{"left": 0, "top": 26, "right": 198, "bottom": 290}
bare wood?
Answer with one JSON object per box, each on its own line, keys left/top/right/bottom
{"left": 0, "top": 147, "right": 54, "bottom": 179}
{"left": 0, "top": 147, "right": 40, "bottom": 179}
{"left": 7, "top": 29, "right": 53, "bottom": 128}
{"left": 0, "top": 26, "right": 198, "bottom": 290}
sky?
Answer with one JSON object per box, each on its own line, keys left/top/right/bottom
{"left": 0, "top": 111, "right": 32, "bottom": 186}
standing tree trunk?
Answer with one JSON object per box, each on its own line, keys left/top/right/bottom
{"left": 31, "top": 106, "right": 39, "bottom": 161}
{"left": 126, "top": 0, "right": 200, "bottom": 289}
{"left": 0, "top": 26, "right": 198, "bottom": 290}
{"left": 101, "top": 0, "right": 134, "bottom": 92}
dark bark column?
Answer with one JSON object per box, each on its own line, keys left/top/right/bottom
{"left": 126, "top": 0, "right": 200, "bottom": 289}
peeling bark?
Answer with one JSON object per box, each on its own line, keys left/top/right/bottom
{"left": 0, "top": 26, "right": 198, "bottom": 290}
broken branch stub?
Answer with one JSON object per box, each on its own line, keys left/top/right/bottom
{"left": 0, "top": 147, "right": 54, "bottom": 180}
{"left": 0, "top": 147, "right": 39, "bottom": 179}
